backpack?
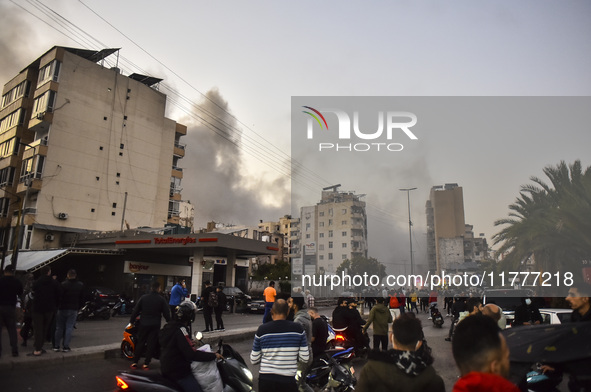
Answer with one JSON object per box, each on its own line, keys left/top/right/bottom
{"left": 207, "top": 291, "right": 218, "bottom": 308}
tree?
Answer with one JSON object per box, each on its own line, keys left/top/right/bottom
{"left": 493, "top": 160, "right": 591, "bottom": 274}
{"left": 336, "top": 255, "right": 387, "bottom": 279}
{"left": 251, "top": 260, "right": 291, "bottom": 281}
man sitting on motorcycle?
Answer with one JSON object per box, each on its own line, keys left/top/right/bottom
{"left": 159, "top": 301, "right": 223, "bottom": 392}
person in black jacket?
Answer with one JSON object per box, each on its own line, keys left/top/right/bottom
{"left": 214, "top": 285, "right": 226, "bottom": 331}
{"left": 31, "top": 266, "right": 61, "bottom": 356}
{"left": 53, "top": 269, "right": 85, "bottom": 352}
{"left": 201, "top": 281, "right": 215, "bottom": 332}
{"left": 129, "top": 281, "right": 171, "bottom": 369}
{"left": 0, "top": 265, "right": 24, "bottom": 357}
{"left": 160, "top": 301, "right": 222, "bottom": 392}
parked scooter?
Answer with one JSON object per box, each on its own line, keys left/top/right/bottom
{"left": 77, "top": 299, "right": 111, "bottom": 321}
{"left": 526, "top": 364, "right": 562, "bottom": 392}
{"left": 115, "top": 333, "right": 254, "bottom": 392}
{"left": 112, "top": 296, "right": 136, "bottom": 317}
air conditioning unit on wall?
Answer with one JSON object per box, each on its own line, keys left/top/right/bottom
{"left": 57, "top": 212, "right": 68, "bottom": 220}
{"left": 45, "top": 233, "right": 54, "bottom": 241}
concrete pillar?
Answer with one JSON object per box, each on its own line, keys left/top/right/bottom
{"left": 226, "top": 252, "right": 236, "bottom": 286}
{"left": 190, "top": 248, "right": 205, "bottom": 297}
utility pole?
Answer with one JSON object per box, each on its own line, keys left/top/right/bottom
{"left": 399, "top": 187, "right": 417, "bottom": 276}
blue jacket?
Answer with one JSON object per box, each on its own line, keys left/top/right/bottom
{"left": 169, "top": 283, "right": 188, "bottom": 306}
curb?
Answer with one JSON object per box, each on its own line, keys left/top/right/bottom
{"left": 1, "top": 329, "right": 258, "bottom": 371}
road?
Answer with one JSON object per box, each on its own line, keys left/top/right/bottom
{"left": 3, "top": 305, "right": 569, "bottom": 391}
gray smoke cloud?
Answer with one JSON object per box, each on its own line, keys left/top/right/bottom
{"left": 180, "top": 88, "right": 290, "bottom": 230}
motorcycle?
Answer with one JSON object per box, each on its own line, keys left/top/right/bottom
{"left": 431, "top": 307, "right": 444, "bottom": 328}
{"left": 526, "top": 364, "right": 562, "bottom": 392}
{"left": 306, "top": 347, "right": 357, "bottom": 392}
{"left": 121, "top": 317, "right": 139, "bottom": 359}
{"left": 77, "top": 299, "right": 111, "bottom": 321}
{"left": 112, "top": 296, "right": 136, "bottom": 317}
{"left": 115, "top": 333, "right": 254, "bottom": 392}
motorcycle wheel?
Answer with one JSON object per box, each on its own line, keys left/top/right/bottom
{"left": 121, "top": 341, "right": 134, "bottom": 359}
{"left": 102, "top": 311, "right": 111, "bottom": 320}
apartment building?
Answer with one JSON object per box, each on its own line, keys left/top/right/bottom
{"left": 300, "top": 186, "right": 368, "bottom": 275}
{"left": 426, "top": 183, "right": 488, "bottom": 273}
{"left": 0, "top": 46, "right": 186, "bottom": 258}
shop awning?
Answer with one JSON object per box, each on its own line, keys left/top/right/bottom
{"left": 8, "top": 248, "right": 123, "bottom": 272}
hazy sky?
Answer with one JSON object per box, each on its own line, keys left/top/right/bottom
{"left": 2, "top": 1, "right": 590, "bottom": 272}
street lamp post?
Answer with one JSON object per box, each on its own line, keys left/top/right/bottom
{"left": 399, "top": 187, "right": 417, "bottom": 276}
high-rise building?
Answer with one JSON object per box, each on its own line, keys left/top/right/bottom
{"left": 0, "top": 46, "right": 186, "bottom": 258}
{"left": 300, "top": 186, "right": 368, "bottom": 274}
{"left": 426, "top": 184, "right": 466, "bottom": 272}
{"left": 426, "top": 183, "right": 488, "bottom": 274}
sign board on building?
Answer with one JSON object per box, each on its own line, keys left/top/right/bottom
{"left": 292, "top": 257, "right": 303, "bottom": 275}
{"left": 304, "top": 242, "right": 316, "bottom": 255}
{"left": 124, "top": 260, "right": 191, "bottom": 277}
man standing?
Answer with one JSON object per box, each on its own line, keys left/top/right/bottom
{"left": 565, "top": 284, "right": 590, "bottom": 322}
{"left": 31, "top": 266, "right": 60, "bottom": 356}
{"left": 513, "top": 297, "right": 542, "bottom": 327}
{"left": 0, "top": 265, "right": 24, "bottom": 357}
{"left": 129, "top": 281, "right": 171, "bottom": 369}
{"left": 451, "top": 314, "right": 519, "bottom": 392}
{"left": 363, "top": 296, "right": 392, "bottom": 351}
{"left": 289, "top": 293, "right": 312, "bottom": 392}
{"left": 53, "top": 269, "right": 85, "bottom": 352}
{"left": 356, "top": 313, "right": 445, "bottom": 392}
{"left": 307, "top": 307, "right": 328, "bottom": 358}
{"left": 201, "top": 280, "right": 215, "bottom": 332}
{"left": 251, "top": 299, "right": 309, "bottom": 392}
{"left": 214, "top": 285, "right": 226, "bottom": 331}
{"left": 169, "top": 279, "right": 188, "bottom": 317}
{"left": 262, "top": 281, "right": 276, "bottom": 323}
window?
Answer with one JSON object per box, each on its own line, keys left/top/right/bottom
{"left": 319, "top": 255, "right": 324, "bottom": 260}
{"left": 328, "top": 253, "right": 333, "bottom": 260}
{"left": 1, "top": 80, "right": 30, "bottom": 108}
{"left": 0, "top": 109, "right": 25, "bottom": 134}
{"left": 306, "top": 234, "right": 310, "bottom": 239}
{"left": 328, "top": 219, "right": 333, "bottom": 226}
{"left": 342, "top": 254, "right": 347, "bottom": 260}
{"left": 329, "top": 241, "right": 333, "bottom": 249}
{"left": 32, "top": 90, "right": 56, "bottom": 117}
{"left": 38, "top": 60, "right": 61, "bottom": 85}
{"left": 342, "top": 231, "right": 347, "bottom": 236}
{"left": 319, "top": 211, "right": 324, "bottom": 217}
{"left": 20, "top": 156, "right": 44, "bottom": 182}
{"left": 328, "top": 230, "right": 333, "bottom": 237}
{"left": 0, "top": 138, "right": 18, "bottom": 159}
{"left": 319, "top": 233, "right": 324, "bottom": 238}
{"left": 319, "top": 222, "right": 324, "bottom": 227}
{"left": 328, "top": 208, "right": 333, "bottom": 216}
{"left": 306, "top": 223, "right": 311, "bottom": 230}
{"left": 342, "top": 243, "right": 347, "bottom": 248}
{"left": 0, "top": 167, "right": 15, "bottom": 187}
{"left": 0, "top": 198, "right": 9, "bottom": 217}
{"left": 342, "top": 220, "right": 347, "bottom": 225}
{"left": 319, "top": 244, "right": 324, "bottom": 250}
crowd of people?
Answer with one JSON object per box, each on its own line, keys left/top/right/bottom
{"left": 2, "top": 266, "right": 591, "bottom": 392}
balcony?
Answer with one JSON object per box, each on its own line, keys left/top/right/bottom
{"left": 173, "top": 142, "right": 186, "bottom": 158}
{"left": 175, "top": 123, "right": 187, "bottom": 136}
{"left": 171, "top": 166, "right": 183, "bottom": 178}
{"left": 28, "top": 111, "right": 54, "bottom": 133}
{"left": 22, "top": 139, "right": 48, "bottom": 159}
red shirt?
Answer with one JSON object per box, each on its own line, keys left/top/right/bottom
{"left": 453, "top": 372, "right": 520, "bottom": 392}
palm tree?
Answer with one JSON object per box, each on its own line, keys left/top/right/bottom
{"left": 493, "top": 160, "right": 591, "bottom": 275}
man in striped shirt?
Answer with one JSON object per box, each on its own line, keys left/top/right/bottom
{"left": 251, "top": 299, "right": 309, "bottom": 392}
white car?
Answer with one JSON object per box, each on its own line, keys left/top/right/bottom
{"left": 539, "top": 308, "right": 572, "bottom": 324}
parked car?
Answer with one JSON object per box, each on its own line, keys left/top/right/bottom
{"left": 90, "top": 287, "right": 120, "bottom": 307}
{"left": 222, "top": 287, "right": 251, "bottom": 313}
{"left": 248, "top": 299, "right": 266, "bottom": 313}
{"left": 539, "top": 308, "right": 572, "bottom": 324}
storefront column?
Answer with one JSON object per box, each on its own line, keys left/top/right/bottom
{"left": 226, "top": 252, "right": 236, "bottom": 286}
{"left": 190, "top": 248, "right": 205, "bottom": 297}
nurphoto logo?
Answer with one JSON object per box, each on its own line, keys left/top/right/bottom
{"left": 302, "top": 106, "right": 418, "bottom": 152}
